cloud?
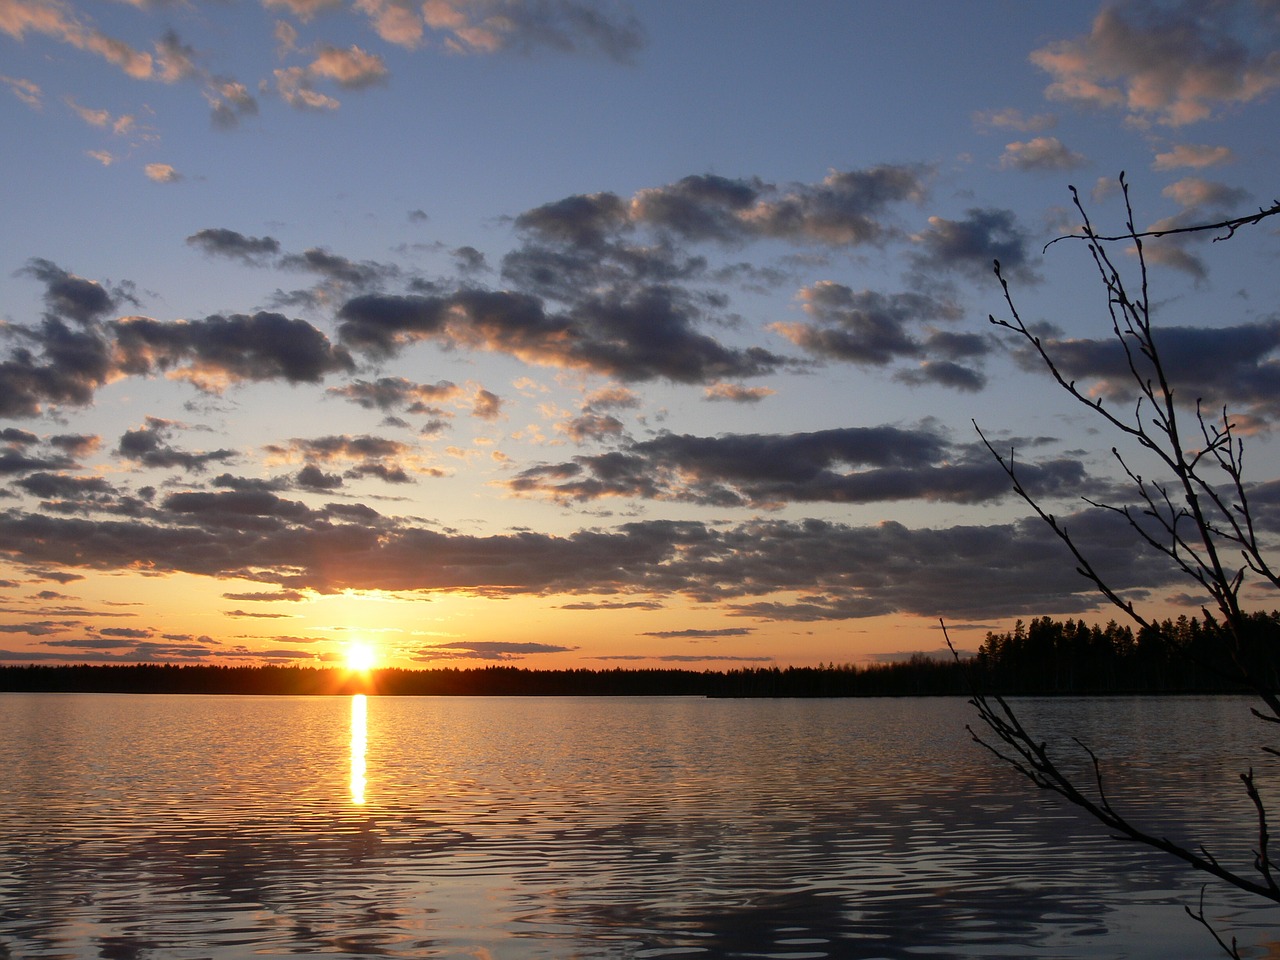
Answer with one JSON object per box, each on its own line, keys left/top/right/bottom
{"left": 264, "top": 433, "right": 428, "bottom": 484}
{"left": 1139, "top": 177, "right": 1253, "bottom": 277}
{"left": 413, "top": 640, "right": 577, "bottom": 661}
{"left": 328, "top": 166, "right": 926, "bottom": 386}
{"left": 356, "top": 0, "right": 426, "bottom": 48}
{"left": 278, "top": 247, "right": 399, "bottom": 289}
{"left": 0, "top": 449, "right": 76, "bottom": 476}
{"left": 774, "top": 284, "right": 970, "bottom": 371}
{"left": 1152, "top": 143, "right": 1236, "bottom": 170}
{"left": 972, "top": 107, "right": 1056, "bottom": 132}
{"left": 555, "top": 412, "right": 625, "bottom": 443}
{"left": 16, "top": 472, "right": 117, "bottom": 504}
{"left": 308, "top": 44, "right": 388, "bottom": 88}
{"left": 1013, "top": 319, "right": 1280, "bottom": 423}
{"left": 1, "top": 73, "right": 41, "bottom": 108}
{"left": 0, "top": 0, "right": 154, "bottom": 79}
{"left": 998, "top": 136, "right": 1086, "bottom": 171}
{"left": 112, "top": 311, "right": 356, "bottom": 389}
{"left": 422, "top": 0, "right": 645, "bottom": 62}
{"left": 703, "top": 383, "right": 774, "bottom": 403}
{"left": 1031, "top": 1, "right": 1280, "bottom": 126}
{"left": 326, "top": 377, "right": 462, "bottom": 412}
{"left": 20, "top": 258, "right": 119, "bottom": 324}
{"left": 504, "top": 425, "right": 1090, "bottom": 509}
{"left": 186, "top": 228, "right": 281, "bottom": 265}
{"left": 626, "top": 166, "right": 930, "bottom": 247}
{"left": 0, "top": 505, "right": 1185, "bottom": 623}
{"left": 337, "top": 287, "right": 787, "bottom": 384}
{"left": 273, "top": 66, "right": 341, "bottom": 110}
{"left": 144, "top": 163, "right": 182, "bottom": 183}
{"left": 471, "top": 387, "right": 503, "bottom": 421}
{"left": 206, "top": 78, "right": 259, "bottom": 129}
{"left": 911, "top": 207, "right": 1039, "bottom": 283}
{"left": 640, "top": 627, "right": 752, "bottom": 639}
{"left": 1159, "top": 176, "right": 1250, "bottom": 211}
{"left": 263, "top": 0, "right": 344, "bottom": 22}
{"left": 1, "top": 261, "right": 363, "bottom": 417}
{"left": 117, "top": 418, "right": 236, "bottom": 473}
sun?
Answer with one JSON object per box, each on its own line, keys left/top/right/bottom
{"left": 346, "top": 642, "right": 377, "bottom": 673}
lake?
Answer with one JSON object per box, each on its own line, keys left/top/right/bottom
{"left": 1, "top": 693, "right": 1277, "bottom": 959}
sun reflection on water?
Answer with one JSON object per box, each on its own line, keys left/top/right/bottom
{"left": 350, "top": 693, "right": 367, "bottom": 805}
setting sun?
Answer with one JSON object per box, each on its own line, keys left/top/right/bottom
{"left": 346, "top": 643, "right": 377, "bottom": 673}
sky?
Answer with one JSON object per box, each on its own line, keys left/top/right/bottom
{"left": 2, "top": 0, "right": 1279, "bottom": 671}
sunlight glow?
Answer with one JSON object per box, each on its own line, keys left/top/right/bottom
{"left": 350, "top": 693, "right": 367, "bottom": 805}
{"left": 346, "top": 642, "right": 377, "bottom": 673}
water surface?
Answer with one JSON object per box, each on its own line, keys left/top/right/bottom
{"left": 1, "top": 694, "right": 1277, "bottom": 958}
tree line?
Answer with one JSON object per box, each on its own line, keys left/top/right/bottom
{"left": 1, "top": 610, "right": 1274, "bottom": 698}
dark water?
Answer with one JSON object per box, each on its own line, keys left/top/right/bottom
{"left": 1, "top": 694, "right": 1277, "bottom": 959}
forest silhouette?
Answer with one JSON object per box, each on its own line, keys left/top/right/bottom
{"left": 3, "top": 610, "right": 1276, "bottom": 697}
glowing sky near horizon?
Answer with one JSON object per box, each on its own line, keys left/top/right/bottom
{"left": 2, "top": 0, "right": 1279, "bottom": 670}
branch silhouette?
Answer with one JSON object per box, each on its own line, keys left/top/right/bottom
{"left": 956, "top": 174, "right": 1280, "bottom": 958}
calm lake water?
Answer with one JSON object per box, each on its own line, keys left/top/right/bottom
{"left": 1, "top": 694, "right": 1278, "bottom": 959}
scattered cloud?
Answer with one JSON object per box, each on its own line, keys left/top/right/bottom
{"left": 1031, "top": 1, "right": 1280, "bottom": 126}
{"left": 505, "top": 425, "right": 1091, "bottom": 509}
{"left": 144, "top": 163, "right": 181, "bottom": 183}
{"left": 999, "top": 136, "right": 1086, "bottom": 171}
{"left": 1152, "top": 143, "right": 1236, "bottom": 170}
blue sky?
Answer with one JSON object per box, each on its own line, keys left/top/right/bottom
{"left": 1, "top": 0, "right": 1279, "bottom": 668}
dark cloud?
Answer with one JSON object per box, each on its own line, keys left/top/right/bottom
{"left": 894, "top": 360, "right": 988, "bottom": 392}
{"left": 211, "top": 474, "right": 290, "bottom": 493}
{"left": 344, "top": 462, "right": 414, "bottom": 484}
{"left": 640, "top": 628, "right": 753, "bottom": 639}
{"left": 272, "top": 434, "right": 410, "bottom": 463}
{"left": 1015, "top": 320, "right": 1280, "bottom": 422}
{"left": 425, "top": 0, "right": 646, "bottom": 63}
{"left": 331, "top": 166, "right": 927, "bottom": 386}
{"left": 222, "top": 590, "right": 308, "bottom": 602}
{"left": 558, "top": 413, "right": 625, "bottom": 443}
{"left": 911, "top": 207, "right": 1039, "bottom": 283}
{"left": 338, "top": 287, "right": 786, "bottom": 384}
{"left": 186, "top": 228, "right": 281, "bottom": 265}
{"left": 326, "top": 377, "right": 461, "bottom": 412}
{"left": 15, "top": 473, "right": 117, "bottom": 503}
{"left": 0, "top": 313, "right": 116, "bottom": 418}
{"left": 452, "top": 245, "right": 488, "bottom": 274}
{"left": 525, "top": 164, "right": 930, "bottom": 250}
{"left": 1, "top": 429, "right": 40, "bottom": 447}
{"left": 6, "top": 261, "right": 349, "bottom": 416}
{"left": 207, "top": 77, "right": 259, "bottom": 129}
{"left": 0, "top": 450, "right": 77, "bottom": 476}
{"left": 413, "top": 640, "right": 577, "bottom": 661}
{"left": 296, "top": 464, "right": 344, "bottom": 491}
{"left": 774, "top": 284, "right": 969, "bottom": 369}
{"left": 0, "top": 620, "right": 80, "bottom": 636}
{"left": 277, "top": 247, "right": 398, "bottom": 288}
{"left": 117, "top": 419, "right": 236, "bottom": 473}
{"left": 20, "top": 258, "right": 121, "bottom": 325}
{"left": 97, "top": 626, "right": 153, "bottom": 639}
{"left": 112, "top": 311, "right": 356, "bottom": 388}
{"left": 0, "top": 501, "right": 1191, "bottom": 623}
{"left": 266, "top": 434, "right": 424, "bottom": 485}
{"left": 505, "top": 426, "right": 1090, "bottom": 508}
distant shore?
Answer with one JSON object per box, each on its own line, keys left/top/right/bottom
{"left": 0, "top": 656, "right": 1257, "bottom": 698}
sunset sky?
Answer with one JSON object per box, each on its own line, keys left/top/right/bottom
{"left": 2, "top": 0, "right": 1279, "bottom": 669}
